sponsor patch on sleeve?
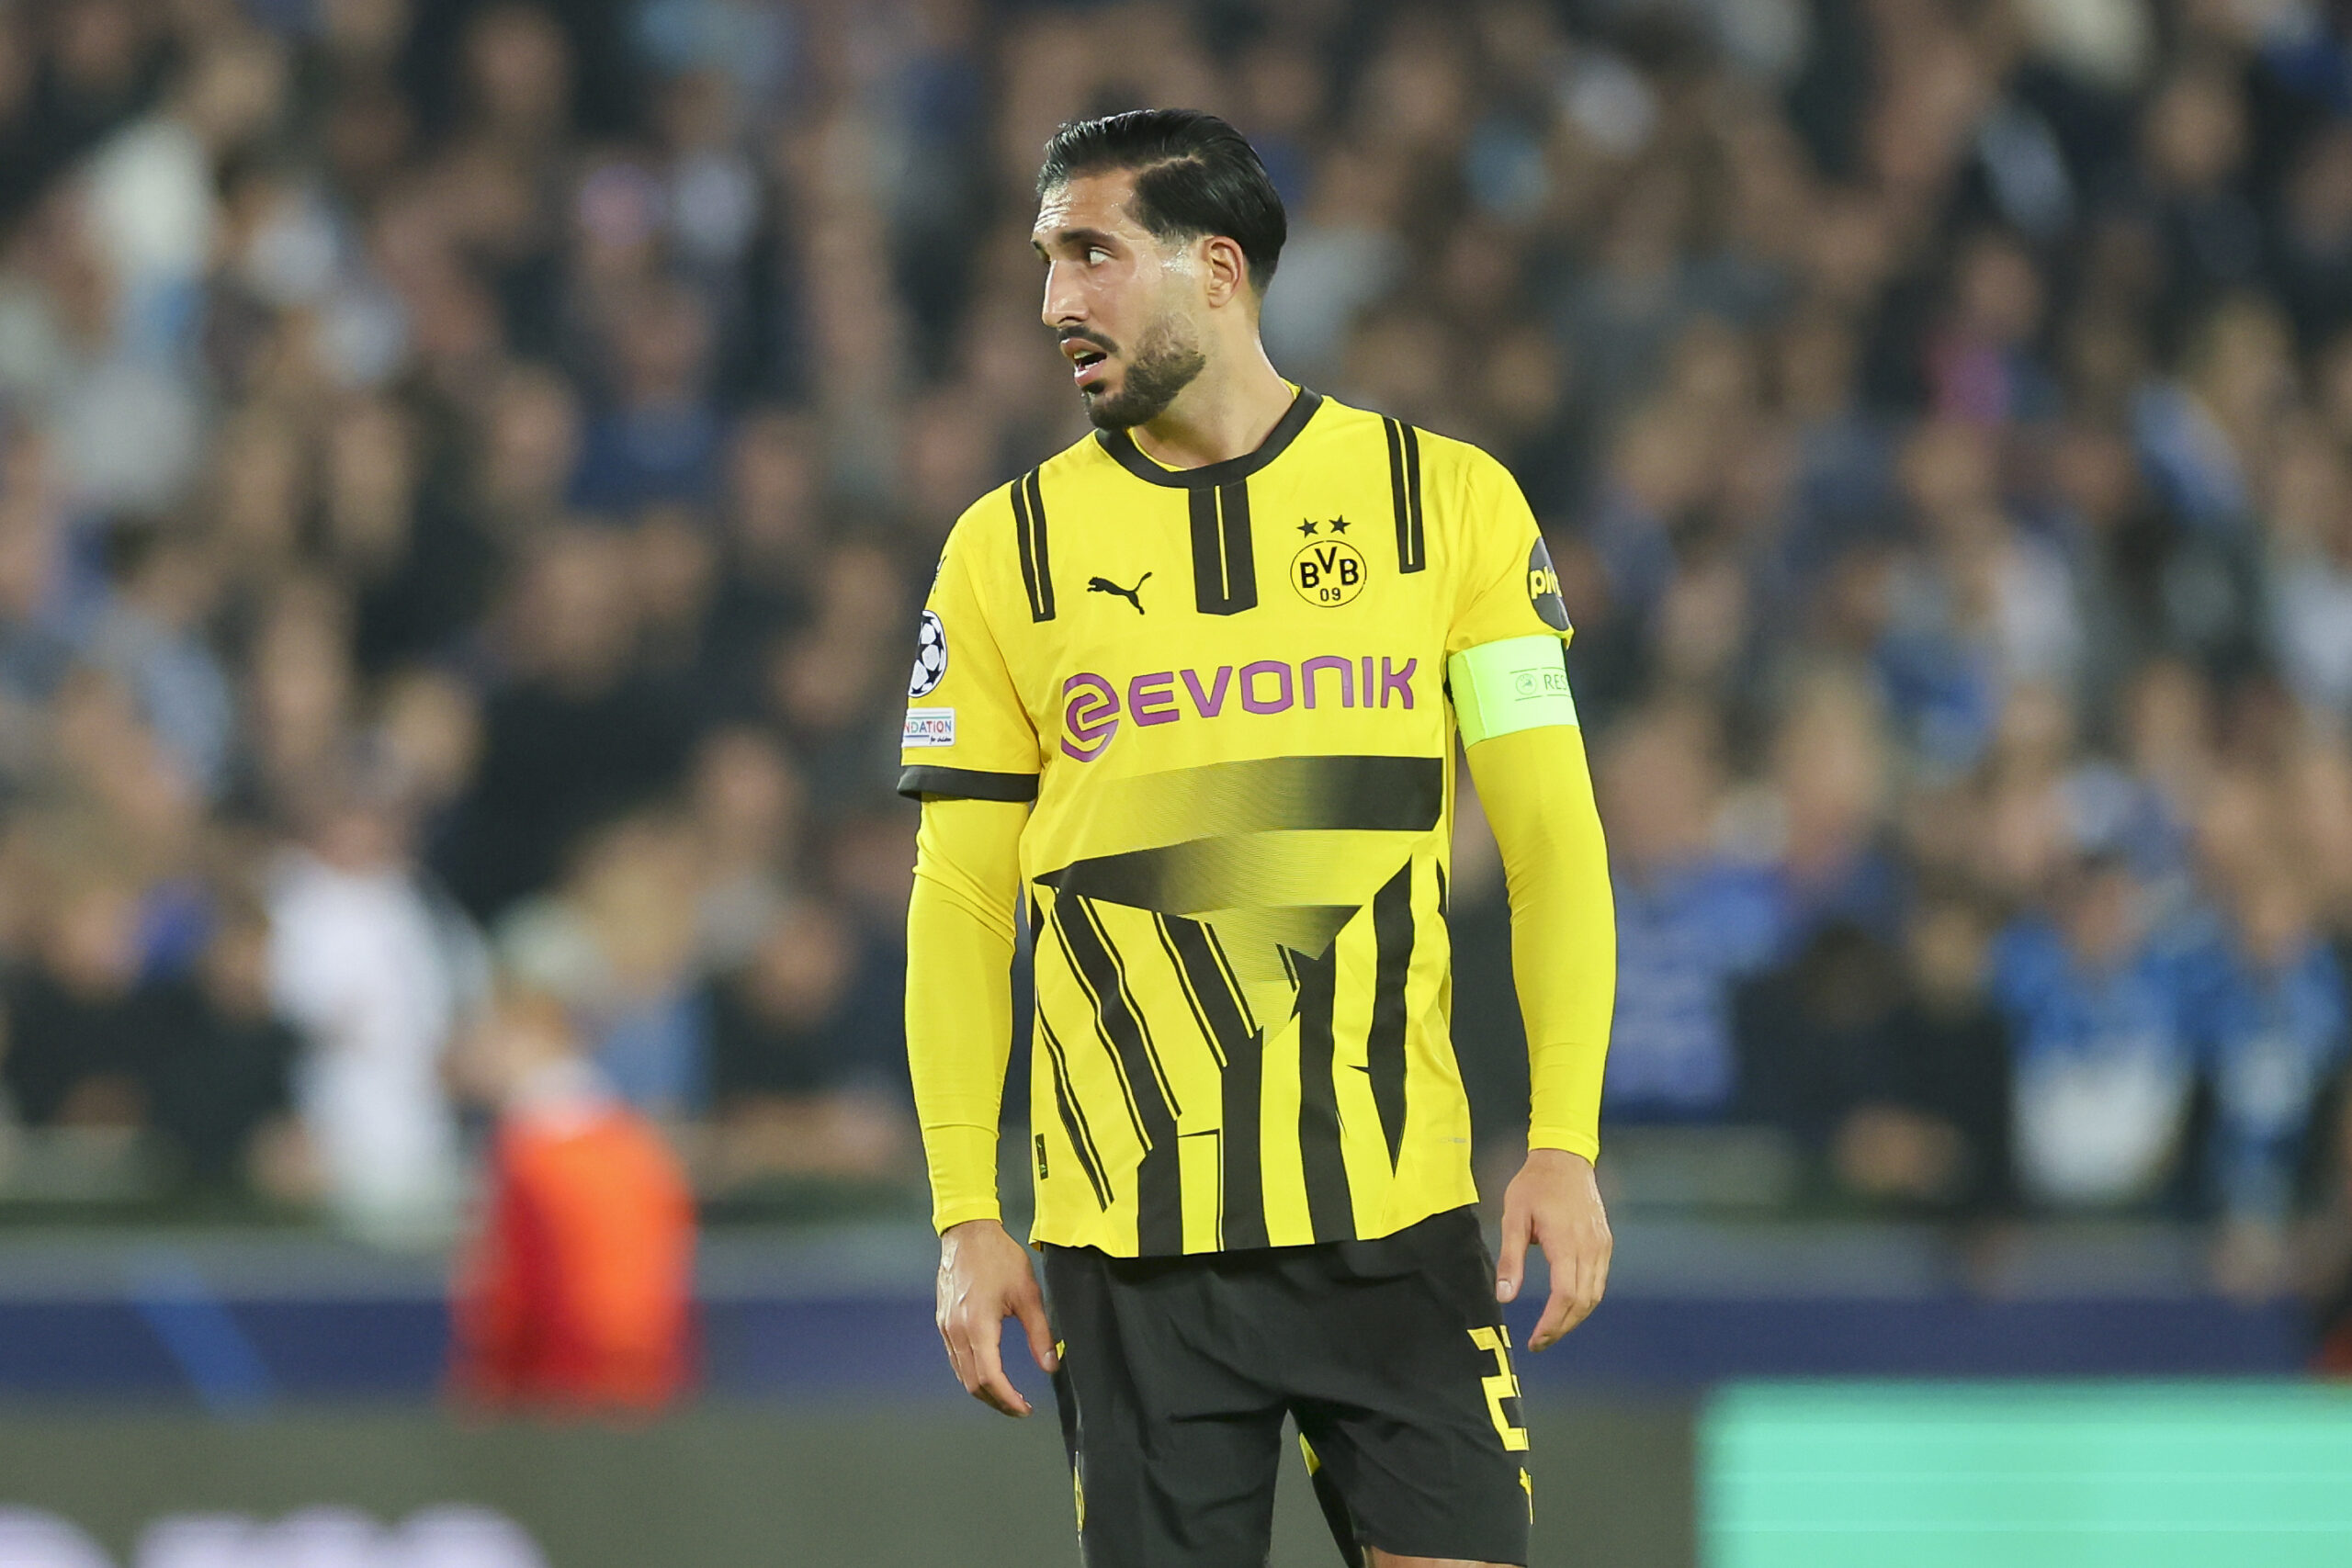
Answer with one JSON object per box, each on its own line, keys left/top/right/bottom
{"left": 1527, "top": 538, "right": 1571, "bottom": 632}
{"left": 908, "top": 610, "right": 949, "bottom": 697}
{"left": 902, "top": 707, "right": 956, "bottom": 748}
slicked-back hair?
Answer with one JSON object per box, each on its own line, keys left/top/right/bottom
{"left": 1038, "top": 108, "right": 1286, "bottom": 295}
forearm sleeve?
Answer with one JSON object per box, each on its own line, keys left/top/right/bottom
{"left": 906, "top": 795, "right": 1028, "bottom": 1232}
{"left": 1463, "top": 722, "right": 1617, "bottom": 1161}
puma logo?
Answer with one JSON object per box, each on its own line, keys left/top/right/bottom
{"left": 1087, "top": 572, "right": 1150, "bottom": 614}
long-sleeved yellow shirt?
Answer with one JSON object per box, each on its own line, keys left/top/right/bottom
{"left": 899, "top": 389, "right": 1613, "bottom": 1254}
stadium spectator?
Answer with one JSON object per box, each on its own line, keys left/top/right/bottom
{"left": 495, "top": 808, "right": 707, "bottom": 1117}
{"left": 685, "top": 724, "right": 806, "bottom": 971}
{"left": 701, "top": 896, "right": 910, "bottom": 1188}
{"left": 1600, "top": 703, "right": 1787, "bottom": 1120}
{"left": 2188, "top": 857, "right": 2348, "bottom": 1292}
{"left": 84, "top": 521, "right": 231, "bottom": 802}
{"left": 450, "top": 987, "right": 695, "bottom": 1413}
{"left": 1736, "top": 896, "right": 2016, "bottom": 1213}
{"left": 140, "top": 897, "right": 305, "bottom": 1195}
{"left": 268, "top": 773, "right": 482, "bottom": 1245}
{"left": 3, "top": 870, "right": 156, "bottom": 1130}
{"left": 1989, "top": 854, "right": 2199, "bottom": 1210}
{"left": 435, "top": 527, "right": 697, "bottom": 919}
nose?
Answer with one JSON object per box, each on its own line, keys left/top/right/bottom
{"left": 1041, "top": 259, "right": 1085, "bottom": 330}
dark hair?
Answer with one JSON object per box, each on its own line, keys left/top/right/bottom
{"left": 1038, "top": 108, "right": 1286, "bottom": 295}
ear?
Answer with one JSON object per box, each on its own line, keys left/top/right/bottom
{"left": 1199, "top": 233, "right": 1250, "bottom": 309}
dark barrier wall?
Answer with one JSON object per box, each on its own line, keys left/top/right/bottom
{"left": 0, "top": 1292, "right": 2304, "bottom": 1403}
{"left": 0, "top": 1404, "right": 1692, "bottom": 1568}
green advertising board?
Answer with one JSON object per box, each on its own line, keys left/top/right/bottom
{"left": 1704, "top": 1381, "right": 2352, "bottom": 1568}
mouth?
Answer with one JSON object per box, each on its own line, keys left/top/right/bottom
{"left": 1062, "top": 339, "right": 1112, "bottom": 389}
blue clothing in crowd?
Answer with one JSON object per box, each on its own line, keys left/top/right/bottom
{"left": 1991, "top": 913, "right": 2349, "bottom": 1213}
{"left": 2181, "top": 932, "right": 2348, "bottom": 1219}
{"left": 1605, "top": 860, "right": 1788, "bottom": 1118}
{"left": 1988, "top": 917, "right": 2199, "bottom": 1207}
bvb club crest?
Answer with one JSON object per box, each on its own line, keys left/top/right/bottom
{"left": 1290, "top": 517, "right": 1365, "bottom": 606}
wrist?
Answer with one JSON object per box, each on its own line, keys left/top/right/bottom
{"left": 1527, "top": 1128, "right": 1600, "bottom": 1165}
{"left": 933, "top": 1199, "right": 1003, "bottom": 1235}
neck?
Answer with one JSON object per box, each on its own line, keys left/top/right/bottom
{"left": 1129, "top": 337, "right": 1293, "bottom": 470}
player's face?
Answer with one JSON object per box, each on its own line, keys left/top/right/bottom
{"left": 1034, "top": 173, "right": 1207, "bottom": 431}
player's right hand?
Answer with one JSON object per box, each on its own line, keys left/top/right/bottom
{"left": 936, "top": 1218, "right": 1058, "bottom": 1416}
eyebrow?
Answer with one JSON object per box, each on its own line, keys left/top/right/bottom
{"left": 1034, "top": 225, "right": 1119, "bottom": 254}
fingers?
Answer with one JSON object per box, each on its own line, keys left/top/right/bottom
{"left": 1495, "top": 1190, "right": 1532, "bottom": 1304}
{"left": 970, "top": 1323, "right": 1034, "bottom": 1417}
{"left": 937, "top": 1291, "right": 1036, "bottom": 1416}
{"left": 1526, "top": 1218, "right": 1611, "bottom": 1351}
{"left": 937, "top": 1313, "right": 967, "bottom": 1392}
{"left": 956, "top": 1310, "right": 1033, "bottom": 1417}
{"left": 1580, "top": 1228, "right": 1613, "bottom": 1326}
{"left": 1013, "top": 1272, "right": 1059, "bottom": 1373}
{"left": 1528, "top": 1269, "right": 1577, "bottom": 1351}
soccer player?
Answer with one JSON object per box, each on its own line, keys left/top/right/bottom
{"left": 901, "top": 108, "right": 1616, "bottom": 1568}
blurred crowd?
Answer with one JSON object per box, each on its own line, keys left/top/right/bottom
{"left": 0, "top": 0, "right": 2349, "bottom": 1289}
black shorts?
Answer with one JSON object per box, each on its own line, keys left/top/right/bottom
{"left": 1041, "top": 1206, "right": 1532, "bottom": 1567}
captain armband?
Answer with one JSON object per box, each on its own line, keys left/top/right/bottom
{"left": 1447, "top": 635, "right": 1579, "bottom": 747}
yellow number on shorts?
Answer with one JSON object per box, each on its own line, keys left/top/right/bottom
{"left": 1467, "top": 1325, "right": 1530, "bottom": 1451}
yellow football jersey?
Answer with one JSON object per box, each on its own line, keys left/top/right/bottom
{"left": 899, "top": 389, "right": 1574, "bottom": 1257}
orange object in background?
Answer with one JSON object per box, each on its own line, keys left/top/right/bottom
{"left": 451, "top": 994, "right": 696, "bottom": 1412}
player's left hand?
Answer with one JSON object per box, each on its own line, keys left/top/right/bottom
{"left": 1495, "top": 1147, "right": 1611, "bottom": 1350}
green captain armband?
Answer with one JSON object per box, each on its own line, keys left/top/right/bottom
{"left": 1448, "top": 635, "right": 1578, "bottom": 747}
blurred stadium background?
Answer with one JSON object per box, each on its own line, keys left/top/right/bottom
{"left": 0, "top": 0, "right": 2350, "bottom": 1562}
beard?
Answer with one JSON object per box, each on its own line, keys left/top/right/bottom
{"left": 1080, "top": 313, "right": 1208, "bottom": 432}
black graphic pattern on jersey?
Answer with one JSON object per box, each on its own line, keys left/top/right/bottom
{"left": 1156, "top": 913, "right": 1268, "bottom": 1248}
{"left": 1384, "top": 417, "right": 1426, "bottom": 574}
{"left": 1012, "top": 468, "right": 1056, "bottom": 621}
{"left": 1036, "top": 1010, "right": 1114, "bottom": 1210}
{"left": 1189, "top": 482, "right": 1258, "bottom": 615}
{"left": 1216, "top": 1010, "right": 1268, "bottom": 1248}
{"left": 1366, "top": 862, "right": 1416, "bottom": 1167}
{"left": 1048, "top": 892, "right": 1184, "bottom": 1254}
{"left": 1290, "top": 943, "right": 1355, "bottom": 1240}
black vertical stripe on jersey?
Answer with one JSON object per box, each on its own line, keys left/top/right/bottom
{"left": 1157, "top": 914, "right": 1255, "bottom": 1067}
{"left": 1074, "top": 898, "right": 1181, "bottom": 1119}
{"left": 1154, "top": 914, "right": 1223, "bottom": 1066}
{"left": 1183, "top": 1128, "right": 1224, "bottom": 1248}
{"left": 1037, "top": 1012, "right": 1114, "bottom": 1209}
{"left": 1012, "top": 468, "right": 1055, "bottom": 622}
{"left": 1384, "top": 417, "right": 1426, "bottom": 574}
{"left": 1041, "top": 897, "right": 1148, "bottom": 1146}
{"left": 1202, "top": 921, "right": 1261, "bottom": 1037}
{"left": 1186, "top": 919, "right": 1270, "bottom": 1247}
{"left": 1054, "top": 895, "right": 1184, "bottom": 1253}
{"left": 1217, "top": 1017, "right": 1268, "bottom": 1250}
{"left": 1365, "top": 862, "right": 1416, "bottom": 1167}
{"left": 1189, "top": 481, "right": 1259, "bottom": 615}
{"left": 1291, "top": 945, "right": 1354, "bottom": 1240}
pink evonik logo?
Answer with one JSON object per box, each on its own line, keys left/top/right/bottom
{"left": 1057, "top": 655, "right": 1417, "bottom": 762}
{"left": 1061, "top": 673, "right": 1121, "bottom": 760}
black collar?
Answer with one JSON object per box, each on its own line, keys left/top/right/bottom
{"left": 1093, "top": 388, "right": 1324, "bottom": 489}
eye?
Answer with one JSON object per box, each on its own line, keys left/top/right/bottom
{"left": 1086, "top": 245, "right": 1110, "bottom": 265}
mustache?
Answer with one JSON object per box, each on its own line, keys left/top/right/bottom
{"left": 1057, "top": 327, "right": 1119, "bottom": 356}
